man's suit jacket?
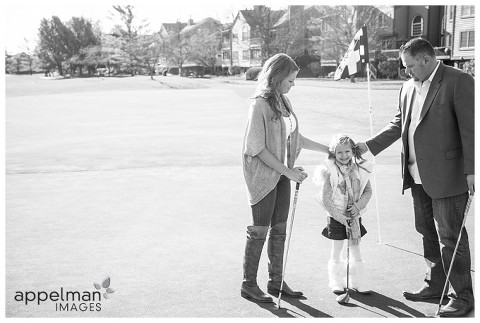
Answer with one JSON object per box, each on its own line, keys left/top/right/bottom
{"left": 366, "top": 62, "right": 474, "bottom": 199}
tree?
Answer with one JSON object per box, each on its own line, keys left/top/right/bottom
{"left": 109, "top": 5, "right": 148, "bottom": 76}
{"left": 248, "top": 5, "right": 284, "bottom": 63}
{"left": 165, "top": 21, "right": 190, "bottom": 76}
{"left": 37, "top": 16, "right": 76, "bottom": 76}
{"left": 187, "top": 25, "right": 222, "bottom": 73}
{"left": 20, "top": 38, "right": 36, "bottom": 75}
{"left": 309, "top": 5, "right": 390, "bottom": 80}
{"left": 67, "top": 17, "right": 101, "bottom": 76}
{"left": 271, "top": 10, "right": 310, "bottom": 59}
{"left": 135, "top": 32, "right": 165, "bottom": 79}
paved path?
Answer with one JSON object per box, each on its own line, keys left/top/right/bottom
{"left": 5, "top": 76, "right": 475, "bottom": 317}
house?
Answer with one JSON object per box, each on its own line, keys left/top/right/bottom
{"left": 393, "top": 5, "right": 445, "bottom": 48}
{"left": 380, "top": 5, "right": 474, "bottom": 72}
{"left": 223, "top": 6, "right": 284, "bottom": 72}
{"left": 157, "top": 18, "right": 222, "bottom": 76}
{"left": 223, "top": 5, "right": 395, "bottom": 77}
{"left": 222, "top": 5, "right": 323, "bottom": 75}
{"left": 444, "top": 5, "right": 475, "bottom": 69}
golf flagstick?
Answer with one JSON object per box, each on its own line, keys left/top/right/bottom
{"left": 365, "top": 62, "right": 382, "bottom": 244}
{"left": 435, "top": 194, "right": 473, "bottom": 316}
{"left": 277, "top": 182, "right": 300, "bottom": 309}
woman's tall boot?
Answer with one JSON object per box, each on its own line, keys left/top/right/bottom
{"left": 266, "top": 222, "right": 303, "bottom": 298}
{"left": 241, "top": 225, "right": 273, "bottom": 303}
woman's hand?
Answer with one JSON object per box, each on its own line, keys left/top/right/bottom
{"left": 286, "top": 166, "right": 308, "bottom": 184}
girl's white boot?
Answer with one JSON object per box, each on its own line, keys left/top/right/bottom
{"left": 328, "top": 259, "right": 346, "bottom": 294}
{"left": 349, "top": 260, "right": 372, "bottom": 294}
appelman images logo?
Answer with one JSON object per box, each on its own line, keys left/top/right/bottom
{"left": 14, "top": 276, "right": 115, "bottom": 312}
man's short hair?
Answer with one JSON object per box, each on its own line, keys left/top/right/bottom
{"left": 400, "top": 37, "right": 436, "bottom": 57}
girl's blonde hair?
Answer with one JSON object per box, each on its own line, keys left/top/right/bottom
{"left": 328, "top": 134, "right": 369, "bottom": 170}
{"left": 253, "top": 53, "right": 299, "bottom": 120}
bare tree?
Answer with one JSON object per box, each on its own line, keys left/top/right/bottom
{"left": 310, "top": 5, "right": 387, "bottom": 63}
{"left": 248, "top": 5, "right": 284, "bottom": 63}
{"left": 271, "top": 12, "right": 308, "bottom": 59}
{"left": 187, "top": 25, "right": 222, "bottom": 73}
{"left": 109, "top": 5, "right": 148, "bottom": 76}
{"left": 136, "top": 32, "right": 166, "bottom": 79}
{"left": 20, "top": 38, "right": 35, "bottom": 75}
{"left": 165, "top": 21, "right": 190, "bottom": 76}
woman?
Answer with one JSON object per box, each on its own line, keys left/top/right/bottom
{"left": 241, "top": 53, "right": 328, "bottom": 303}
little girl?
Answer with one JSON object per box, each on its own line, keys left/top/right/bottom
{"left": 313, "top": 134, "right": 373, "bottom": 295}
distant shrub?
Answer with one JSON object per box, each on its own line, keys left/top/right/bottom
{"left": 228, "top": 65, "right": 242, "bottom": 76}
{"left": 463, "top": 59, "right": 475, "bottom": 77}
{"left": 245, "top": 67, "right": 262, "bottom": 80}
{"left": 378, "top": 59, "right": 399, "bottom": 79}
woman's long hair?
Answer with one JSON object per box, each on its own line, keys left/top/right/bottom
{"left": 253, "top": 53, "right": 299, "bottom": 120}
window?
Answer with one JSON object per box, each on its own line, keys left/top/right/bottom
{"left": 251, "top": 49, "right": 261, "bottom": 59}
{"left": 320, "top": 19, "right": 332, "bottom": 32}
{"left": 381, "top": 39, "right": 393, "bottom": 50}
{"left": 222, "top": 34, "right": 230, "bottom": 44}
{"left": 242, "top": 50, "right": 249, "bottom": 61}
{"left": 377, "top": 14, "right": 385, "bottom": 28}
{"left": 232, "top": 33, "right": 238, "bottom": 43}
{"left": 411, "top": 16, "right": 423, "bottom": 37}
{"left": 460, "top": 31, "right": 475, "bottom": 48}
{"left": 242, "top": 25, "right": 249, "bottom": 41}
{"left": 461, "top": 6, "right": 475, "bottom": 17}
{"left": 222, "top": 51, "right": 231, "bottom": 60}
{"left": 270, "top": 30, "right": 276, "bottom": 40}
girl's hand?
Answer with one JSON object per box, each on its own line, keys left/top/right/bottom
{"left": 286, "top": 167, "right": 308, "bottom": 184}
{"left": 347, "top": 204, "right": 360, "bottom": 217}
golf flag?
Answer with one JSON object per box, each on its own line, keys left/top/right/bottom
{"left": 334, "top": 25, "right": 369, "bottom": 80}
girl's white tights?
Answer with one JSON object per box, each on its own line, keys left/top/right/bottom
{"left": 330, "top": 240, "right": 362, "bottom": 261}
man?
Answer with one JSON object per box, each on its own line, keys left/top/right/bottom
{"left": 357, "top": 37, "right": 474, "bottom": 317}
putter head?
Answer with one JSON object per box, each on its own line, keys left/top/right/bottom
{"left": 336, "top": 292, "right": 350, "bottom": 304}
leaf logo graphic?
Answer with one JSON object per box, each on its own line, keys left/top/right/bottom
{"left": 102, "top": 277, "right": 111, "bottom": 288}
{"left": 93, "top": 276, "right": 115, "bottom": 299}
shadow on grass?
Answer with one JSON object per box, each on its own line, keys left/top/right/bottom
{"left": 242, "top": 296, "right": 332, "bottom": 318}
{"left": 349, "top": 291, "right": 435, "bottom": 317}
{"left": 275, "top": 296, "right": 332, "bottom": 318}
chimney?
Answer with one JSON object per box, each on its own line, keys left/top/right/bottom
{"left": 288, "top": 5, "right": 304, "bottom": 19}
{"left": 188, "top": 18, "right": 194, "bottom": 26}
{"left": 253, "top": 5, "right": 266, "bottom": 12}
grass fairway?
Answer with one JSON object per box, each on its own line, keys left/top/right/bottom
{"left": 5, "top": 74, "right": 474, "bottom": 318}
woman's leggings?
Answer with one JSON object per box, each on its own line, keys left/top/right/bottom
{"left": 250, "top": 175, "right": 291, "bottom": 226}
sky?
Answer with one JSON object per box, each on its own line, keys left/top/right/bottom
{"left": 3, "top": 0, "right": 288, "bottom": 54}
{"left": 3, "top": 0, "right": 399, "bottom": 54}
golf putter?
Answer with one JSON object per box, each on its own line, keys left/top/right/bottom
{"left": 336, "top": 221, "right": 351, "bottom": 304}
{"left": 277, "top": 182, "right": 300, "bottom": 309}
{"left": 434, "top": 195, "right": 473, "bottom": 316}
